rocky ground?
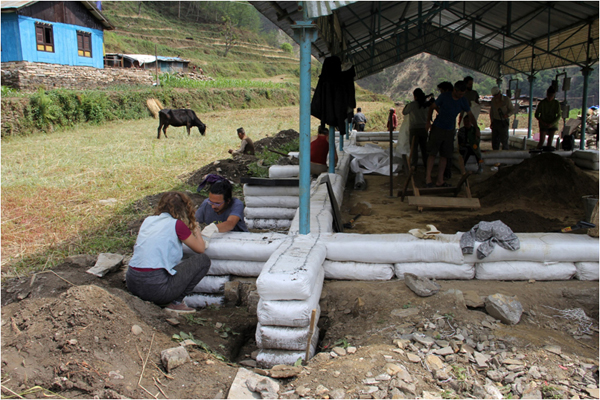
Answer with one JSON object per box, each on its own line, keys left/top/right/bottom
{"left": 1, "top": 134, "right": 599, "bottom": 399}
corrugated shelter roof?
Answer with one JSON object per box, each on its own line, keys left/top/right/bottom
{"left": 1, "top": 0, "right": 115, "bottom": 30}
{"left": 250, "top": 1, "right": 599, "bottom": 79}
{"left": 106, "top": 54, "right": 190, "bottom": 65}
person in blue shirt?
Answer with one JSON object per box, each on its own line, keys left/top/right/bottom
{"left": 195, "top": 179, "right": 249, "bottom": 232}
{"left": 127, "top": 192, "right": 210, "bottom": 314}
{"left": 425, "top": 80, "right": 476, "bottom": 188}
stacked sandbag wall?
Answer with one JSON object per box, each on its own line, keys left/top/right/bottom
{"left": 244, "top": 183, "right": 299, "bottom": 231}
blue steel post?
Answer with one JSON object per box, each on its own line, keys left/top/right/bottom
{"left": 292, "top": 20, "right": 317, "bottom": 235}
{"left": 329, "top": 125, "right": 336, "bottom": 173}
{"left": 580, "top": 67, "right": 592, "bottom": 149}
{"left": 527, "top": 75, "right": 535, "bottom": 139}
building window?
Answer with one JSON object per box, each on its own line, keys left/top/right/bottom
{"left": 35, "top": 22, "right": 54, "bottom": 52}
{"left": 77, "top": 31, "right": 92, "bottom": 58}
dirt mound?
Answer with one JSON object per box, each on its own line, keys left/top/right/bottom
{"left": 1, "top": 282, "right": 240, "bottom": 399}
{"left": 182, "top": 129, "right": 300, "bottom": 186}
{"left": 473, "top": 153, "right": 598, "bottom": 212}
{"left": 253, "top": 128, "right": 299, "bottom": 153}
{"left": 183, "top": 155, "right": 257, "bottom": 186}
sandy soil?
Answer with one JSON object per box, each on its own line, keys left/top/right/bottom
{"left": 1, "top": 135, "right": 598, "bottom": 399}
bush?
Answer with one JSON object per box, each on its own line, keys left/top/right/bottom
{"left": 281, "top": 42, "right": 293, "bottom": 54}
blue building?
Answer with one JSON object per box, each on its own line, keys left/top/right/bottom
{"left": 1, "top": 1, "right": 114, "bottom": 69}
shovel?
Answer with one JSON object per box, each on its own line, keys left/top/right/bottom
{"left": 343, "top": 214, "right": 362, "bottom": 229}
{"left": 558, "top": 221, "right": 595, "bottom": 233}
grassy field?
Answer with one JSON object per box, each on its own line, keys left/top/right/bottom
{"left": 1, "top": 102, "right": 392, "bottom": 276}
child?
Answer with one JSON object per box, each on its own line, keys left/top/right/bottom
{"left": 458, "top": 115, "right": 484, "bottom": 174}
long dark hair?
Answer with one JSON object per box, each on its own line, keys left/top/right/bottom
{"left": 210, "top": 180, "right": 233, "bottom": 208}
{"left": 414, "top": 88, "right": 434, "bottom": 109}
{"left": 155, "top": 191, "right": 197, "bottom": 231}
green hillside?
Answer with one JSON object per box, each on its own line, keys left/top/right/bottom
{"left": 101, "top": 1, "right": 300, "bottom": 80}
{"left": 358, "top": 53, "right": 599, "bottom": 108}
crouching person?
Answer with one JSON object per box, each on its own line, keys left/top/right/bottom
{"left": 126, "top": 192, "right": 210, "bottom": 314}
{"left": 195, "top": 179, "right": 249, "bottom": 232}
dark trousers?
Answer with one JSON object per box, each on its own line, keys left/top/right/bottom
{"left": 491, "top": 119, "right": 509, "bottom": 150}
{"left": 126, "top": 253, "right": 211, "bottom": 305}
{"left": 461, "top": 147, "right": 481, "bottom": 165}
{"left": 357, "top": 124, "right": 365, "bottom": 132}
{"left": 409, "top": 128, "right": 428, "bottom": 168}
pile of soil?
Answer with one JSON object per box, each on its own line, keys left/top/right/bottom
{"left": 253, "top": 129, "right": 299, "bottom": 153}
{"left": 473, "top": 153, "right": 598, "bottom": 213}
{"left": 182, "top": 129, "right": 300, "bottom": 186}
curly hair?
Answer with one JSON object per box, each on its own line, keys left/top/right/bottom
{"left": 154, "top": 191, "right": 198, "bottom": 232}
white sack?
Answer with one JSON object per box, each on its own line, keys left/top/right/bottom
{"left": 574, "top": 262, "right": 599, "bottom": 280}
{"left": 269, "top": 165, "right": 300, "bottom": 178}
{"left": 257, "top": 236, "right": 326, "bottom": 300}
{"left": 256, "top": 323, "right": 319, "bottom": 351}
{"left": 244, "top": 185, "right": 300, "bottom": 197}
{"left": 183, "top": 293, "right": 224, "bottom": 308}
{"left": 245, "top": 207, "right": 297, "bottom": 220}
{"left": 482, "top": 150, "right": 531, "bottom": 160}
{"left": 256, "top": 334, "right": 319, "bottom": 369}
{"left": 573, "top": 158, "right": 599, "bottom": 170}
{"left": 345, "top": 144, "right": 400, "bottom": 175}
{"left": 356, "top": 132, "right": 398, "bottom": 141}
{"left": 572, "top": 150, "right": 599, "bottom": 161}
{"left": 246, "top": 219, "right": 292, "bottom": 230}
{"left": 208, "top": 260, "right": 264, "bottom": 277}
{"left": 245, "top": 196, "right": 299, "bottom": 209}
{"left": 475, "top": 261, "right": 577, "bottom": 280}
{"left": 192, "top": 232, "right": 286, "bottom": 261}
{"left": 288, "top": 205, "right": 334, "bottom": 236}
{"left": 394, "top": 262, "right": 475, "bottom": 280}
{"left": 324, "top": 260, "right": 394, "bottom": 280}
{"left": 193, "top": 275, "right": 229, "bottom": 293}
{"left": 258, "top": 268, "right": 324, "bottom": 327}
{"left": 287, "top": 173, "right": 344, "bottom": 236}
{"left": 323, "top": 233, "right": 465, "bottom": 264}
{"left": 461, "top": 232, "right": 599, "bottom": 263}
{"left": 483, "top": 158, "right": 524, "bottom": 166}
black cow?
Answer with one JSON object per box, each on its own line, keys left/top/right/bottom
{"left": 157, "top": 109, "right": 207, "bottom": 139}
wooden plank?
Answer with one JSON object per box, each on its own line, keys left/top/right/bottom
{"left": 453, "top": 172, "right": 472, "bottom": 197}
{"left": 321, "top": 175, "right": 344, "bottom": 233}
{"left": 240, "top": 177, "right": 299, "bottom": 186}
{"left": 402, "top": 187, "right": 457, "bottom": 196}
{"left": 408, "top": 196, "right": 481, "bottom": 209}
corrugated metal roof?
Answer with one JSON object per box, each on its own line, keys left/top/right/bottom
{"left": 250, "top": 1, "right": 599, "bottom": 79}
{"left": 1, "top": 0, "right": 114, "bottom": 29}
{"left": 0, "top": 1, "right": 37, "bottom": 10}
{"left": 304, "top": 0, "right": 356, "bottom": 19}
{"left": 106, "top": 54, "right": 190, "bottom": 65}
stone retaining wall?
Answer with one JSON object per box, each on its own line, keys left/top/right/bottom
{"left": 1, "top": 61, "right": 154, "bottom": 91}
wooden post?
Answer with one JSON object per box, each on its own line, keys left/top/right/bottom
{"left": 155, "top": 44, "right": 159, "bottom": 86}
{"left": 304, "top": 309, "right": 317, "bottom": 364}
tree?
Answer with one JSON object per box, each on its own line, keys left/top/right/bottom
{"left": 221, "top": 16, "right": 237, "bottom": 58}
{"left": 281, "top": 42, "right": 293, "bottom": 54}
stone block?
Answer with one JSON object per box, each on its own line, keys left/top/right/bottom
{"left": 160, "top": 346, "right": 190, "bottom": 372}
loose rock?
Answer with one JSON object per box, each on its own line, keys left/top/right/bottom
{"left": 404, "top": 273, "right": 441, "bottom": 297}
{"left": 161, "top": 346, "right": 190, "bottom": 372}
{"left": 485, "top": 293, "right": 523, "bottom": 325}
